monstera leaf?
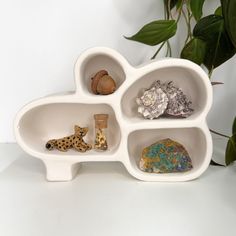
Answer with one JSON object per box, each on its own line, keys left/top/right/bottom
{"left": 193, "top": 15, "right": 236, "bottom": 70}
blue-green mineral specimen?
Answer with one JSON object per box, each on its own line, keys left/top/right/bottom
{"left": 139, "top": 138, "right": 192, "bottom": 173}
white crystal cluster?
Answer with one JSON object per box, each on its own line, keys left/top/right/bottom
{"left": 136, "top": 80, "right": 194, "bottom": 119}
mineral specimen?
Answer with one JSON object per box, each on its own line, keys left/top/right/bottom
{"left": 136, "top": 80, "right": 193, "bottom": 119}
{"left": 136, "top": 86, "right": 168, "bottom": 119}
{"left": 152, "top": 80, "right": 193, "bottom": 117}
{"left": 139, "top": 138, "right": 193, "bottom": 173}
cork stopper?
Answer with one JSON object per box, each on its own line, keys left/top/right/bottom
{"left": 94, "top": 114, "right": 109, "bottom": 129}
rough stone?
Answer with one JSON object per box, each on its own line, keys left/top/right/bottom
{"left": 139, "top": 138, "right": 193, "bottom": 173}
{"left": 152, "top": 80, "right": 194, "bottom": 118}
{"left": 136, "top": 86, "right": 168, "bottom": 119}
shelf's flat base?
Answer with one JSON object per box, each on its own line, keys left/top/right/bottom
{"left": 1, "top": 143, "right": 236, "bottom": 236}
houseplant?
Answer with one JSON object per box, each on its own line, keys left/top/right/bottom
{"left": 125, "top": 0, "right": 236, "bottom": 166}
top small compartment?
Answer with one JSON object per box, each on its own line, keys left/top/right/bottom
{"left": 76, "top": 51, "right": 126, "bottom": 96}
{"left": 121, "top": 62, "right": 210, "bottom": 123}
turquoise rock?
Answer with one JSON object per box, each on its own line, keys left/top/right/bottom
{"left": 139, "top": 138, "right": 193, "bottom": 173}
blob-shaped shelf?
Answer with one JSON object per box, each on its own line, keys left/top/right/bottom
{"left": 14, "top": 47, "right": 213, "bottom": 182}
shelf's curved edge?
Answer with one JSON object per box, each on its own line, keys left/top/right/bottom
{"left": 14, "top": 93, "right": 123, "bottom": 164}
{"left": 13, "top": 48, "right": 213, "bottom": 182}
{"left": 14, "top": 93, "right": 71, "bottom": 163}
{"left": 119, "top": 58, "right": 213, "bottom": 122}
{"left": 120, "top": 116, "right": 209, "bottom": 131}
{"left": 122, "top": 121, "right": 213, "bottom": 182}
{"left": 74, "top": 46, "right": 135, "bottom": 96}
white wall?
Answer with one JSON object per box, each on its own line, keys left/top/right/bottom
{"left": 1, "top": 0, "right": 235, "bottom": 155}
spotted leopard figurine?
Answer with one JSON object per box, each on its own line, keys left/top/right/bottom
{"left": 45, "top": 125, "right": 92, "bottom": 152}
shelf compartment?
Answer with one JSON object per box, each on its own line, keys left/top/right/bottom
{"left": 121, "top": 66, "right": 208, "bottom": 122}
{"left": 127, "top": 127, "right": 208, "bottom": 181}
{"left": 17, "top": 103, "right": 121, "bottom": 157}
{"left": 77, "top": 52, "right": 126, "bottom": 95}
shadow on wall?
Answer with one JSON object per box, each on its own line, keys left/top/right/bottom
{"left": 111, "top": 0, "right": 164, "bottom": 66}
{"left": 112, "top": 0, "right": 160, "bottom": 23}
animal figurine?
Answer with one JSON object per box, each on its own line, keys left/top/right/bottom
{"left": 45, "top": 125, "right": 92, "bottom": 152}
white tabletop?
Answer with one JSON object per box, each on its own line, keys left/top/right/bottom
{"left": 0, "top": 143, "right": 236, "bottom": 236}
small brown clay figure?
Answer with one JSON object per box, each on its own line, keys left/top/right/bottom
{"left": 45, "top": 125, "right": 92, "bottom": 152}
{"left": 91, "top": 70, "right": 116, "bottom": 95}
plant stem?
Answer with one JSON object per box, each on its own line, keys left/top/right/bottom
{"left": 176, "top": 0, "right": 184, "bottom": 22}
{"left": 164, "top": 7, "right": 167, "bottom": 20}
{"left": 208, "top": 66, "right": 214, "bottom": 79}
{"left": 167, "top": 40, "right": 172, "bottom": 57}
{"left": 211, "top": 81, "right": 224, "bottom": 86}
{"left": 210, "top": 129, "right": 230, "bottom": 139}
{"left": 187, "top": 6, "right": 193, "bottom": 40}
{"left": 182, "top": 4, "right": 192, "bottom": 47}
{"left": 163, "top": 0, "right": 169, "bottom": 20}
{"left": 166, "top": 43, "right": 170, "bottom": 57}
{"left": 182, "top": 9, "right": 189, "bottom": 45}
{"left": 167, "top": 0, "right": 173, "bottom": 19}
{"left": 208, "top": 24, "right": 223, "bottom": 79}
{"left": 151, "top": 41, "right": 166, "bottom": 59}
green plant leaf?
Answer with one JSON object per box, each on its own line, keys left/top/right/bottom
{"left": 180, "top": 38, "right": 206, "bottom": 65}
{"left": 193, "top": 15, "right": 235, "bottom": 70}
{"left": 190, "top": 0, "right": 205, "bottom": 21}
{"left": 233, "top": 117, "right": 236, "bottom": 134}
{"left": 225, "top": 134, "right": 236, "bottom": 165}
{"left": 125, "top": 20, "right": 177, "bottom": 46}
{"left": 221, "top": 0, "right": 236, "bottom": 48}
{"left": 214, "top": 6, "right": 222, "bottom": 16}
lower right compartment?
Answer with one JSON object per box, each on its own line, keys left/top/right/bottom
{"left": 127, "top": 127, "right": 207, "bottom": 177}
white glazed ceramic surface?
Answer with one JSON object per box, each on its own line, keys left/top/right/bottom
{"left": 14, "top": 47, "right": 213, "bottom": 182}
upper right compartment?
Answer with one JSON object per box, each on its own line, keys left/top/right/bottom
{"left": 121, "top": 61, "right": 211, "bottom": 123}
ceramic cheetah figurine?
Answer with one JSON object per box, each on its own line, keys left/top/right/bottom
{"left": 45, "top": 125, "right": 92, "bottom": 152}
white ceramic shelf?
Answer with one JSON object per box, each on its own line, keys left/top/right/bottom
{"left": 14, "top": 47, "right": 213, "bottom": 182}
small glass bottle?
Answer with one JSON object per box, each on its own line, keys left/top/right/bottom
{"left": 94, "top": 114, "right": 108, "bottom": 151}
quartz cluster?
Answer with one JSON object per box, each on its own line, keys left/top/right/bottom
{"left": 136, "top": 80, "right": 194, "bottom": 119}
